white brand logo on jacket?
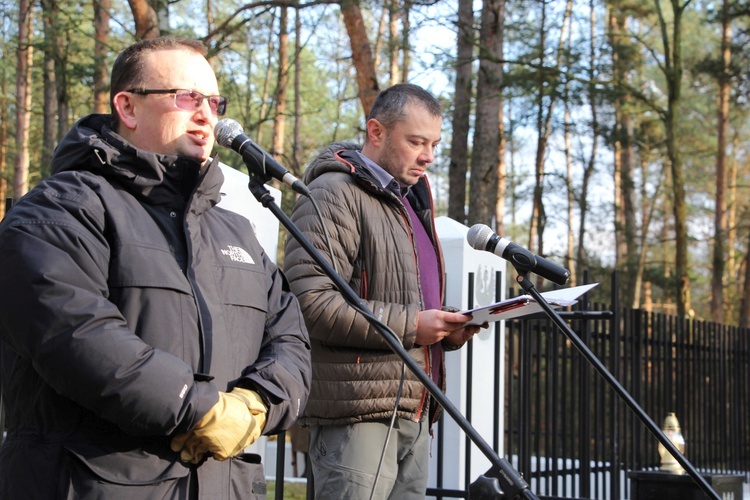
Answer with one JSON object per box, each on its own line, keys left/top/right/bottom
{"left": 221, "top": 245, "right": 255, "bottom": 264}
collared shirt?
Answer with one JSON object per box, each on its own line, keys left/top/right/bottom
{"left": 356, "top": 151, "right": 409, "bottom": 197}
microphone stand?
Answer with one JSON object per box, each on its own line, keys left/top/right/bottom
{"left": 510, "top": 266, "right": 720, "bottom": 500}
{"left": 245, "top": 174, "right": 536, "bottom": 499}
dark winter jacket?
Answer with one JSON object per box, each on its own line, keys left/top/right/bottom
{"left": 0, "top": 114, "right": 311, "bottom": 499}
{"left": 283, "top": 143, "right": 446, "bottom": 426}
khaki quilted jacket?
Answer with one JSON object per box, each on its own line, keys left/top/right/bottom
{"left": 283, "top": 143, "right": 447, "bottom": 426}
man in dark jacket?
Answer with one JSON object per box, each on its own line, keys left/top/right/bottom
{"left": 284, "top": 83, "right": 483, "bottom": 499}
{"left": 0, "top": 37, "right": 311, "bottom": 499}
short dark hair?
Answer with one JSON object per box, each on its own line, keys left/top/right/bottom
{"left": 367, "top": 83, "right": 443, "bottom": 132}
{"left": 109, "top": 37, "right": 207, "bottom": 127}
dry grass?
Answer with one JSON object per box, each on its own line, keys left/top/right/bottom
{"left": 266, "top": 480, "right": 308, "bottom": 499}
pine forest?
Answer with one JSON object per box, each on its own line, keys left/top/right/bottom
{"left": 3, "top": 0, "right": 750, "bottom": 324}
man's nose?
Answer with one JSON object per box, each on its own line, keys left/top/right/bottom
{"left": 194, "top": 99, "right": 215, "bottom": 124}
{"left": 419, "top": 147, "right": 435, "bottom": 164}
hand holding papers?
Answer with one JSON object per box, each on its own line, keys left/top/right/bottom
{"left": 460, "top": 283, "right": 599, "bottom": 325}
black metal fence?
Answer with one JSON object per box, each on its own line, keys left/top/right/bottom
{"left": 501, "top": 272, "right": 750, "bottom": 499}
{"left": 271, "top": 271, "right": 750, "bottom": 499}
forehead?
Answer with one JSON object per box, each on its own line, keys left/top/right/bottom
{"left": 392, "top": 102, "right": 442, "bottom": 141}
{"left": 141, "top": 49, "right": 219, "bottom": 93}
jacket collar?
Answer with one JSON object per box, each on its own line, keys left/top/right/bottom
{"left": 50, "top": 114, "right": 223, "bottom": 213}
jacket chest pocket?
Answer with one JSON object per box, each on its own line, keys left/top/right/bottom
{"left": 108, "top": 242, "right": 190, "bottom": 291}
{"left": 106, "top": 243, "right": 196, "bottom": 355}
{"left": 214, "top": 264, "right": 269, "bottom": 367}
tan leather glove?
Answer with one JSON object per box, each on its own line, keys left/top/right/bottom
{"left": 170, "top": 387, "right": 267, "bottom": 464}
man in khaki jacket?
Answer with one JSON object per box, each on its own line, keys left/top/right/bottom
{"left": 284, "top": 83, "right": 481, "bottom": 499}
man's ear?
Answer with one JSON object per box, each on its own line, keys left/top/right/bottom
{"left": 112, "top": 92, "right": 138, "bottom": 131}
{"left": 365, "top": 118, "right": 385, "bottom": 147}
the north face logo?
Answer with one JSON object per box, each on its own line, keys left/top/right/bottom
{"left": 221, "top": 245, "right": 255, "bottom": 264}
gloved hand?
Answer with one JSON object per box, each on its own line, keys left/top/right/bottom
{"left": 170, "top": 387, "right": 267, "bottom": 464}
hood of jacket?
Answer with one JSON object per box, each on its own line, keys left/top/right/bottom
{"left": 303, "top": 141, "right": 435, "bottom": 214}
{"left": 302, "top": 141, "right": 362, "bottom": 184}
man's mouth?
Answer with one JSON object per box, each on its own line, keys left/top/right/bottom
{"left": 189, "top": 131, "right": 210, "bottom": 144}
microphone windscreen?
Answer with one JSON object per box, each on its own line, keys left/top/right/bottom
{"left": 467, "top": 224, "right": 494, "bottom": 250}
{"left": 214, "top": 118, "right": 244, "bottom": 148}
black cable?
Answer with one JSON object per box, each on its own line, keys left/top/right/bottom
{"left": 306, "top": 184, "right": 407, "bottom": 499}
{"left": 307, "top": 194, "right": 339, "bottom": 276}
{"left": 308, "top": 185, "right": 405, "bottom": 498}
{"left": 369, "top": 363, "right": 406, "bottom": 500}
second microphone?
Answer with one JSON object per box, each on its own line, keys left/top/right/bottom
{"left": 467, "top": 224, "right": 571, "bottom": 286}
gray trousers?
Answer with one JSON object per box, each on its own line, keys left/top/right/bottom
{"left": 308, "top": 418, "right": 429, "bottom": 500}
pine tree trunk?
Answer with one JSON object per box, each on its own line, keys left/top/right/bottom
{"left": 256, "top": 14, "right": 277, "bottom": 145}
{"left": 127, "top": 0, "right": 159, "bottom": 39}
{"left": 448, "top": 0, "right": 474, "bottom": 225}
{"left": 14, "top": 0, "right": 33, "bottom": 198}
{"left": 340, "top": 0, "right": 379, "bottom": 114}
{"left": 658, "top": 0, "right": 690, "bottom": 317}
{"left": 388, "top": 0, "right": 398, "bottom": 86}
{"left": 400, "top": 5, "right": 409, "bottom": 83}
{"left": 711, "top": 0, "right": 730, "bottom": 322}
{"left": 0, "top": 44, "right": 7, "bottom": 219}
{"left": 41, "top": 0, "right": 60, "bottom": 178}
{"left": 94, "top": 0, "right": 111, "bottom": 114}
{"left": 467, "top": 0, "right": 503, "bottom": 228}
{"left": 272, "top": 6, "right": 289, "bottom": 194}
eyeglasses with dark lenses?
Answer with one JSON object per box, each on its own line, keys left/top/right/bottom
{"left": 128, "top": 88, "right": 228, "bottom": 116}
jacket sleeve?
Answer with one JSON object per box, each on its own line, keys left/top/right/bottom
{"left": 236, "top": 252, "right": 312, "bottom": 434}
{"left": 283, "top": 175, "right": 421, "bottom": 350}
{"left": 0, "top": 180, "right": 217, "bottom": 437}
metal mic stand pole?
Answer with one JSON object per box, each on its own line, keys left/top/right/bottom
{"left": 512, "top": 270, "right": 720, "bottom": 500}
{"left": 245, "top": 175, "right": 536, "bottom": 499}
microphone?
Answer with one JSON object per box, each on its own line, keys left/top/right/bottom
{"left": 466, "top": 224, "right": 571, "bottom": 286}
{"left": 214, "top": 118, "right": 310, "bottom": 196}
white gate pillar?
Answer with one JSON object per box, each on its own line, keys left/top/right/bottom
{"left": 428, "top": 216, "right": 508, "bottom": 493}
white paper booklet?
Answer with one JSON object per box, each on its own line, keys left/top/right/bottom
{"left": 460, "top": 283, "right": 599, "bottom": 325}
